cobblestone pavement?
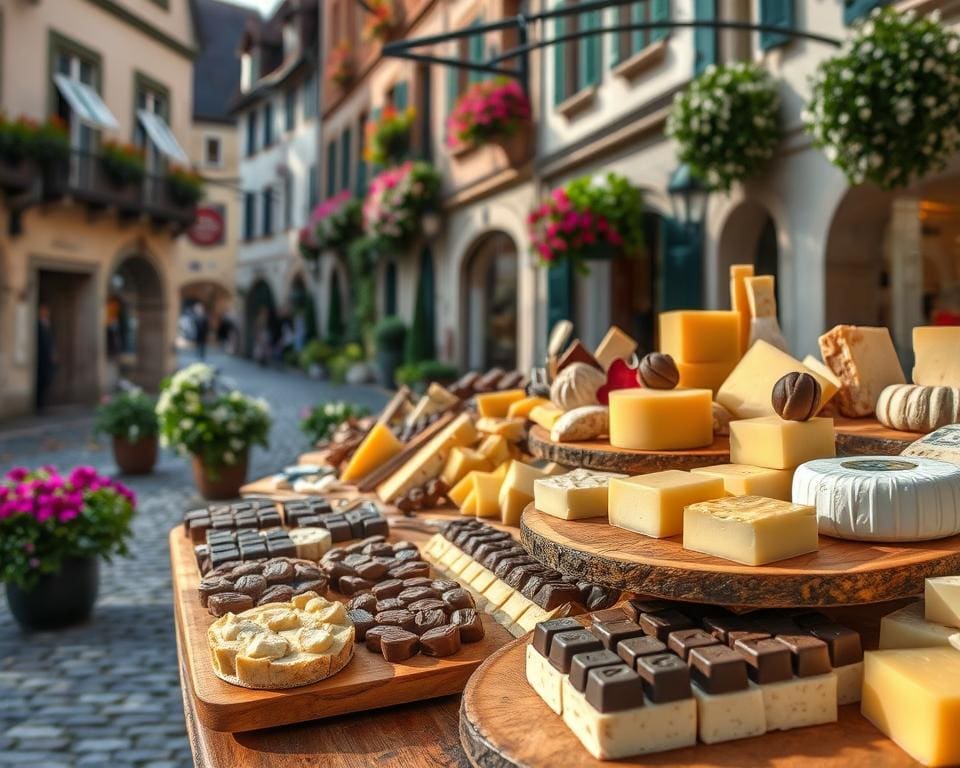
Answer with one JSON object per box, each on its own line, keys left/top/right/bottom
{"left": 0, "top": 352, "right": 389, "bottom": 767}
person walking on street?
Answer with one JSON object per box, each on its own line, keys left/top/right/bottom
{"left": 36, "top": 303, "right": 56, "bottom": 412}
{"left": 193, "top": 303, "right": 209, "bottom": 361}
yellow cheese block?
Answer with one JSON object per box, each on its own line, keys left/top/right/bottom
{"left": 676, "top": 360, "right": 738, "bottom": 395}
{"left": 879, "top": 601, "right": 960, "bottom": 649}
{"left": 913, "top": 326, "right": 960, "bottom": 388}
{"left": 534, "top": 468, "right": 625, "bottom": 520}
{"left": 926, "top": 576, "right": 960, "bottom": 629}
{"left": 377, "top": 413, "right": 479, "bottom": 502}
{"left": 339, "top": 423, "right": 403, "bottom": 483}
{"left": 594, "top": 325, "right": 638, "bottom": 371}
{"left": 690, "top": 463, "right": 794, "bottom": 501}
{"left": 818, "top": 325, "right": 906, "bottom": 418}
{"left": 499, "top": 461, "right": 566, "bottom": 526}
{"left": 448, "top": 472, "right": 476, "bottom": 506}
{"left": 730, "top": 264, "right": 755, "bottom": 356}
{"left": 478, "top": 434, "right": 511, "bottom": 466}
{"left": 609, "top": 470, "right": 724, "bottom": 538}
{"left": 475, "top": 416, "right": 526, "bottom": 442}
{"left": 476, "top": 389, "right": 527, "bottom": 418}
{"left": 460, "top": 488, "right": 478, "bottom": 516}
{"left": 683, "top": 495, "right": 818, "bottom": 566}
{"left": 717, "top": 341, "right": 837, "bottom": 419}
{"left": 659, "top": 310, "right": 740, "bottom": 363}
{"left": 862, "top": 648, "right": 960, "bottom": 767}
{"left": 529, "top": 404, "right": 564, "bottom": 431}
{"left": 507, "top": 396, "right": 550, "bottom": 420}
{"left": 440, "top": 447, "right": 492, "bottom": 487}
{"left": 729, "top": 416, "right": 835, "bottom": 470}
{"left": 609, "top": 388, "right": 713, "bottom": 451}
{"left": 473, "top": 470, "right": 507, "bottom": 519}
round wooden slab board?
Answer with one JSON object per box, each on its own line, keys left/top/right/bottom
{"left": 520, "top": 505, "right": 960, "bottom": 607}
{"left": 459, "top": 638, "right": 919, "bottom": 768}
{"left": 833, "top": 418, "right": 919, "bottom": 456}
{"left": 527, "top": 425, "right": 730, "bottom": 473}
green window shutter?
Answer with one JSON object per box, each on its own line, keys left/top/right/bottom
{"left": 630, "top": 2, "right": 645, "bottom": 56}
{"left": 547, "top": 261, "right": 574, "bottom": 338}
{"left": 355, "top": 120, "right": 367, "bottom": 196}
{"left": 326, "top": 141, "right": 336, "bottom": 197}
{"left": 760, "top": 0, "right": 793, "bottom": 50}
{"left": 693, "top": 0, "right": 717, "bottom": 75}
{"left": 650, "top": 0, "right": 670, "bottom": 42}
{"left": 610, "top": 7, "right": 620, "bottom": 67}
{"left": 468, "top": 19, "right": 485, "bottom": 85}
{"left": 843, "top": 0, "right": 886, "bottom": 24}
{"left": 340, "top": 127, "right": 351, "bottom": 192}
{"left": 553, "top": 10, "right": 567, "bottom": 105}
{"left": 447, "top": 63, "right": 459, "bottom": 111}
{"left": 578, "top": 10, "right": 602, "bottom": 89}
{"left": 393, "top": 81, "right": 409, "bottom": 110}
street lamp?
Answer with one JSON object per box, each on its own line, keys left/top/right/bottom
{"left": 667, "top": 163, "right": 709, "bottom": 230}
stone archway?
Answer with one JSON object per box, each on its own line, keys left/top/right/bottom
{"left": 180, "top": 279, "right": 234, "bottom": 348}
{"left": 461, "top": 231, "right": 519, "bottom": 371}
{"left": 107, "top": 253, "right": 166, "bottom": 391}
{"left": 244, "top": 278, "right": 276, "bottom": 360}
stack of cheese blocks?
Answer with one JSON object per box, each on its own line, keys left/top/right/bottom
{"left": 863, "top": 578, "right": 960, "bottom": 766}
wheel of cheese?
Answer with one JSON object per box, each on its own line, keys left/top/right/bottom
{"left": 793, "top": 456, "right": 960, "bottom": 542}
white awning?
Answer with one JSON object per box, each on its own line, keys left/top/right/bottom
{"left": 53, "top": 74, "right": 118, "bottom": 131}
{"left": 137, "top": 110, "right": 190, "bottom": 164}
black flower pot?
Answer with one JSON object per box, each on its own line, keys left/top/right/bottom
{"left": 5, "top": 557, "right": 99, "bottom": 630}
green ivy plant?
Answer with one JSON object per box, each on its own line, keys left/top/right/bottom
{"left": 93, "top": 388, "right": 158, "bottom": 443}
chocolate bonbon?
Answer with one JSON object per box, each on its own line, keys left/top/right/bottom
{"left": 199, "top": 557, "right": 330, "bottom": 616}
{"left": 419, "top": 625, "right": 462, "bottom": 657}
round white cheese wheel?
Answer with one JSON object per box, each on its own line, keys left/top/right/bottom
{"left": 792, "top": 456, "right": 960, "bottom": 542}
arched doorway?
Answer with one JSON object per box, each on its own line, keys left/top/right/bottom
{"left": 107, "top": 254, "right": 165, "bottom": 390}
{"left": 383, "top": 259, "right": 398, "bottom": 316}
{"left": 462, "top": 232, "right": 519, "bottom": 370}
{"left": 244, "top": 278, "right": 276, "bottom": 359}
{"left": 717, "top": 200, "right": 780, "bottom": 314}
{"left": 180, "top": 280, "right": 234, "bottom": 351}
{"left": 288, "top": 273, "right": 317, "bottom": 352}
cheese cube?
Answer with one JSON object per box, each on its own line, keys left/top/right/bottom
{"left": 526, "top": 644, "right": 564, "bottom": 714}
{"left": 477, "top": 434, "right": 511, "bottom": 466}
{"left": 730, "top": 264, "right": 755, "bottom": 356}
{"left": 534, "top": 468, "right": 626, "bottom": 520}
{"left": 339, "top": 423, "right": 403, "bottom": 483}
{"left": 440, "top": 447, "right": 492, "bottom": 487}
{"left": 472, "top": 470, "right": 506, "bottom": 518}
{"left": 659, "top": 310, "right": 741, "bottom": 363}
{"left": 835, "top": 662, "right": 864, "bottom": 706}
{"left": 758, "top": 674, "right": 837, "bottom": 731}
{"left": 676, "top": 360, "right": 737, "bottom": 395}
{"left": 459, "top": 489, "right": 478, "bottom": 517}
{"left": 879, "top": 601, "right": 960, "bottom": 649}
{"left": 818, "top": 325, "right": 906, "bottom": 418}
{"left": 692, "top": 684, "right": 766, "bottom": 744}
{"left": 561, "top": 677, "right": 697, "bottom": 759}
{"left": 913, "top": 327, "right": 960, "bottom": 387}
{"left": 507, "top": 396, "right": 550, "bottom": 420}
{"left": 609, "top": 388, "right": 713, "bottom": 451}
{"left": 499, "top": 461, "right": 565, "bottom": 526}
{"left": 609, "top": 470, "right": 724, "bottom": 538}
{"left": 729, "top": 416, "right": 835, "bottom": 470}
{"left": 862, "top": 648, "right": 960, "bottom": 767}
{"left": 448, "top": 472, "right": 476, "bottom": 506}
{"left": 690, "top": 464, "right": 794, "bottom": 501}
{"left": 594, "top": 325, "right": 638, "bottom": 371}
{"left": 717, "top": 341, "right": 838, "bottom": 419}
{"left": 476, "top": 389, "right": 527, "bottom": 418}
{"left": 683, "top": 496, "right": 818, "bottom": 565}
{"left": 529, "top": 404, "right": 563, "bottom": 431}
{"left": 926, "top": 576, "right": 960, "bottom": 629}
{"left": 475, "top": 416, "right": 526, "bottom": 442}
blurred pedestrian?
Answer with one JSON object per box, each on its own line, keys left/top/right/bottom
{"left": 36, "top": 303, "right": 56, "bottom": 412}
{"left": 193, "top": 303, "right": 209, "bottom": 360}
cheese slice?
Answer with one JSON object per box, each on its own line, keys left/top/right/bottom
{"left": 879, "top": 601, "right": 960, "bottom": 649}
{"left": 478, "top": 434, "right": 511, "bottom": 466}
{"left": 448, "top": 472, "right": 477, "bottom": 506}
{"left": 690, "top": 464, "right": 794, "bottom": 501}
{"left": 862, "top": 648, "right": 960, "bottom": 767}
{"left": 609, "top": 388, "right": 713, "bottom": 451}
{"left": 473, "top": 470, "right": 506, "bottom": 518}
{"left": 476, "top": 389, "right": 527, "bottom": 418}
{"left": 926, "top": 576, "right": 960, "bottom": 629}
{"left": 475, "top": 416, "right": 526, "bottom": 442}
{"left": 530, "top": 403, "right": 564, "bottom": 431}
{"left": 534, "top": 468, "right": 626, "bottom": 520}
{"left": 730, "top": 264, "right": 755, "bottom": 356}
{"left": 912, "top": 326, "right": 960, "bottom": 387}
{"left": 440, "top": 447, "right": 492, "bottom": 487}
{"left": 802, "top": 355, "right": 842, "bottom": 402}
{"left": 340, "top": 423, "right": 403, "bottom": 483}
{"left": 818, "top": 325, "right": 906, "bottom": 418}
{"left": 594, "top": 325, "right": 638, "bottom": 371}
{"left": 507, "top": 396, "right": 550, "bottom": 420}
{"left": 459, "top": 489, "right": 478, "bottom": 517}
{"left": 404, "top": 383, "right": 459, "bottom": 427}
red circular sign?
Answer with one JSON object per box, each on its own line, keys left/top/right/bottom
{"left": 188, "top": 205, "right": 225, "bottom": 247}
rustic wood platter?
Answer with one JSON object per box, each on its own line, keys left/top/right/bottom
{"left": 527, "top": 425, "right": 730, "bottom": 474}
{"left": 833, "top": 417, "right": 917, "bottom": 456}
{"left": 520, "top": 505, "right": 960, "bottom": 607}
{"left": 169, "top": 528, "right": 514, "bottom": 733}
{"left": 460, "top": 634, "right": 919, "bottom": 768}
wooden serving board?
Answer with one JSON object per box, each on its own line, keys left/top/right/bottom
{"left": 459, "top": 634, "right": 920, "bottom": 768}
{"left": 527, "top": 425, "right": 730, "bottom": 474}
{"left": 169, "top": 527, "right": 514, "bottom": 733}
{"left": 833, "top": 418, "right": 918, "bottom": 456}
{"left": 520, "top": 505, "right": 960, "bottom": 607}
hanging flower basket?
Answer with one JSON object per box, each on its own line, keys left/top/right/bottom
{"left": 803, "top": 7, "right": 960, "bottom": 190}
{"left": 298, "top": 191, "right": 363, "bottom": 260}
{"left": 363, "top": 160, "right": 441, "bottom": 248}
{"left": 99, "top": 140, "right": 146, "bottom": 189}
{"left": 446, "top": 78, "right": 533, "bottom": 156}
{"left": 527, "top": 172, "right": 645, "bottom": 272}
{"left": 364, "top": 0, "right": 397, "bottom": 41}
{"left": 666, "top": 62, "right": 781, "bottom": 192}
{"left": 365, "top": 105, "right": 415, "bottom": 166}
{"left": 326, "top": 42, "right": 356, "bottom": 89}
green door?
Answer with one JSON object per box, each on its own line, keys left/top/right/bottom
{"left": 546, "top": 259, "right": 575, "bottom": 342}
{"left": 659, "top": 218, "right": 703, "bottom": 310}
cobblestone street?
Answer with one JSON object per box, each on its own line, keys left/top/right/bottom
{"left": 0, "top": 353, "right": 389, "bottom": 768}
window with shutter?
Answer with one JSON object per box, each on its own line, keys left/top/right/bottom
{"left": 553, "top": 7, "right": 567, "bottom": 105}
{"left": 261, "top": 188, "right": 273, "bottom": 237}
{"left": 693, "top": 0, "right": 717, "bottom": 75}
{"left": 578, "top": 9, "right": 602, "bottom": 88}
{"left": 650, "top": 0, "right": 669, "bottom": 42}
{"left": 262, "top": 101, "right": 274, "bottom": 147}
{"left": 547, "top": 260, "right": 574, "bottom": 341}
{"left": 393, "top": 81, "right": 409, "bottom": 110}
{"left": 468, "top": 18, "right": 486, "bottom": 86}
{"left": 760, "top": 0, "right": 794, "bottom": 50}
{"left": 243, "top": 191, "right": 256, "bottom": 241}
{"left": 246, "top": 111, "right": 257, "bottom": 156}
{"left": 843, "top": 0, "right": 886, "bottom": 24}
{"left": 356, "top": 113, "right": 368, "bottom": 196}
{"left": 326, "top": 141, "right": 337, "bottom": 197}
{"left": 611, "top": 0, "right": 669, "bottom": 67}
{"left": 341, "top": 127, "right": 352, "bottom": 192}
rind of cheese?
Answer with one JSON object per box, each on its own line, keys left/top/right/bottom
{"left": 902, "top": 424, "right": 960, "bottom": 466}
{"left": 879, "top": 601, "right": 960, "bottom": 649}
{"left": 476, "top": 389, "right": 527, "bottom": 418}
{"left": 550, "top": 405, "right": 609, "bottom": 442}
{"left": 340, "top": 423, "right": 403, "bottom": 483}
{"left": 818, "top": 325, "right": 906, "bottom": 418}
{"left": 912, "top": 326, "right": 960, "bottom": 388}
{"left": 745, "top": 275, "right": 777, "bottom": 319}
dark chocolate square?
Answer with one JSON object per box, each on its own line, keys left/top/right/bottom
{"left": 616, "top": 636, "right": 667, "bottom": 669}
{"left": 532, "top": 617, "right": 582, "bottom": 658}
{"left": 634, "top": 653, "right": 691, "bottom": 703}
{"left": 569, "top": 650, "right": 624, "bottom": 693}
{"left": 667, "top": 628, "right": 720, "bottom": 661}
{"left": 584, "top": 665, "right": 644, "bottom": 713}
{"left": 689, "top": 644, "right": 749, "bottom": 695}
{"left": 733, "top": 637, "right": 793, "bottom": 685}
{"left": 638, "top": 609, "right": 693, "bottom": 642}
{"left": 593, "top": 620, "right": 646, "bottom": 651}
{"left": 775, "top": 634, "right": 832, "bottom": 678}
{"left": 547, "top": 629, "right": 602, "bottom": 673}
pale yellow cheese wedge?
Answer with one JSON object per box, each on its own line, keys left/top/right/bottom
{"left": 478, "top": 433, "right": 511, "bottom": 466}
{"left": 440, "top": 447, "right": 491, "bottom": 487}
{"left": 529, "top": 403, "right": 564, "bottom": 431}
{"left": 476, "top": 389, "right": 527, "bottom": 418}
{"left": 879, "top": 601, "right": 960, "bottom": 649}
{"left": 507, "top": 396, "right": 550, "bottom": 420}
{"left": 340, "top": 423, "right": 403, "bottom": 483}
{"left": 499, "top": 461, "right": 566, "bottom": 526}
{"left": 460, "top": 489, "right": 478, "bottom": 516}
{"left": 475, "top": 416, "right": 526, "bottom": 441}
{"left": 594, "top": 325, "right": 638, "bottom": 371}
{"left": 473, "top": 470, "right": 506, "bottom": 518}
{"left": 730, "top": 264, "right": 755, "bottom": 356}
{"left": 913, "top": 327, "right": 960, "bottom": 387}
{"left": 926, "top": 576, "right": 960, "bottom": 629}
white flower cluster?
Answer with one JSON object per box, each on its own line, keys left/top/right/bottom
{"left": 803, "top": 7, "right": 960, "bottom": 189}
{"left": 666, "top": 62, "right": 781, "bottom": 192}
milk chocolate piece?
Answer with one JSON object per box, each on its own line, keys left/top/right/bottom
{"left": 451, "top": 371, "right": 481, "bottom": 398}
{"left": 639, "top": 609, "right": 693, "bottom": 642}
{"left": 727, "top": 630, "right": 771, "bottom": 649}
{"left": 408, "top": 598, "right": 447, "bottom": 614}
{"left": 635, "top": 653, "right": 692, "bottom": 703}
{"left": 339, "top": 576, "right": 375, "bottom": 595}
{"left": 365, "top": 625, "right": 392, "bottom": 653}
{"left": 375, "top": 609, "right": 417, "bottom": 633}
{"left": 569, "top": 650, "right": 623, "bottom": 693}
{"left": 377, "top": 598, "right": 404, "bottom": 613}
{"left": 398, "top": 586, "right": 439, "bottom": 605}
{"left": 533, "top": 582, "right": 582, "bottom": 611}
{"left": 198, "top": 577, "right": 234, "bottom": 607}
{"left": 521, "top": 572, "right": 564, "bottom": 601}
{"left": 347, "top": 608, "right": 376, "bottom": 640}
{"left": 808, "top": 624, "right": 863, "bottom": 666}
{"left": 591, "top": 607, "right": 628, "bottom": 625}
{"left": 638, "top": 352, "right": 680, "bottom": 390}
{"left": 775, "top": 634, "right": 832, "bottom": 678}
{"left": 548, "top": 630, "right": 603, "bottom": 673}
{"left": 257, "top": 584, "right": 295, "bottom": 606}
{"left": 668, "top": 628, "right": 720, "bottom": 661}
{"left": 504, "top": 563, "right": 547, "bottom": 591}
{"left": 363, "top": 542, "right": 395, "bottom": 557}
{"left": 483, "top": 547, "right": 526, "bottom": 570}
{"left": 451, "top": 609, "right": 485, "bottom": 643}
{"left": 431, "top": 579, "right": 460, "bottom": 593}
{"left": 584, "top": 585, "right": 620, "bottom": 611}
{"left": 593, "top": 621, "right": 646, "bottom": 651}
{"left": 734, "top": 638, "right": 793, "bottom": 685}
{"left": 557, "top": 340, "right": 602, "bottom": 373}
{"left": 616, "top": 636, "right": 668, "bottom": 669}
{"left": 388, "top": 561, "right": 431, "bottom": 580}
{"left": 419, "top": 624, "right": 461, "bottom": 657}
{"left": 326, "top": 520, "right": 352, "bottom": 542}
{"left": 413, "top": 609, "right": 447, "bottom": 636}
{"left": 585, "top": 665, "right": 643, "bottom": 713}
{"left": 355, "top": 560, "right": 390, "bottom": 581}
{"left": 494, "top": 555, "right": 536, "bottom": 579}
{"left": 323, "top": 549, "right": 346, "bottom": 563}
{"left": 475, "top": 367, "right": 507, "bottom": 391}
{"left": 293, "top": 579, "right": 329, "bottom": 596}
{"left": 402, "top": 576, "right": 433, "bottom": 589}
{"left": 394, "top": 548, "right": 419, "bottom": 562}
{"left": 689, "top": 645, "right": 749, "bottom": 695}
{"left": 701, "top": 614, "right": 750, "bottom": 644}
{"left": 343, "top": 553, "right": 371, "bottom": 569}
{"left": 207, "top": 592, "right": 254, "bottom": 617}
{"left": 231, "top": 561, "right": 265, "bottom": 578}
{"left": 474, "top": 540, "right": 515, "bottom": 563}
{"left": 373, "top": 579, "right": 404, "bottom": 600}
{"left": 233, "top": 574, "right": 267, "bottom": 601}
{"left": 622, "top": 599, "right": 672, "bottom": 623}
{"left": 347, "top": 592, "right": 378, "bottom": 613}
{"left": 532, "top": 617, "right": 582, "bottom": 658}
{"left": 294, "top": 563, "right": 325, "bottom": 581}
{"left": 773, "top": 371, "right": 821, "bottom": 422}
{"left": 380, "top": 628, "right": 420, "bottom": 662}
{"left": 442, "top": 588, "right": 475, "bottom": 612}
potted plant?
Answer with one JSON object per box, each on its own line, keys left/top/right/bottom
{"left": 0, "top": 115, "right": 37, "bottom": 188}
{"left": 99, "top": 140, "right": 146, "bottom": 190}
{"left": 326, "top": 42, "right": 356, "bottom": 89}
{"left": 446, "top": 78, "right": 533, "bottom": 163}
{"left": 364, "top": 0, "right": 397, "bottom": 41}
{"left": 167, "top": 166, "right": 205, "bottom": 207}
{"left": 299, "top": 191, "right": 363, "bottom": 260}
{"left": 374, "top": 316, "right": 407, "bottom": 387}
{"left": 364, "top": 105, "right": 416, "bottom": 166}
{"left": 300, "top": 401, "right": 370, "bottom": 446}
{"left": 156, "top": 363, "right": 271, "bottom": 499}
{"left": 363, "top": 160, "right": 441, "bottom": 247}
{"left": 527, "top": 172, "right": 645, "bottom": 273}
{"left": 93, "top": 388, "right": 159, "bottom": 475}
{"left": 298, "top": 339, "right": 334, "bottom": 379}
{"left": 395, "top": 359, "right": 459, "bottom": 391}
{"left": 1, "top": 466, "right": 135, "bottom": 630}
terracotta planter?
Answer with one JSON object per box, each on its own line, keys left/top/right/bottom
{"left": 495, "top": 127, "right": 534, "bottom": 166}
{"left": 191, "top": 453, "right": 249, "bottom": 500}
{"left": 112, "top": 434, "right": 158, "bottom": 475}
{"left": 6, "top": 557, "right": 99, "bottom": 630}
